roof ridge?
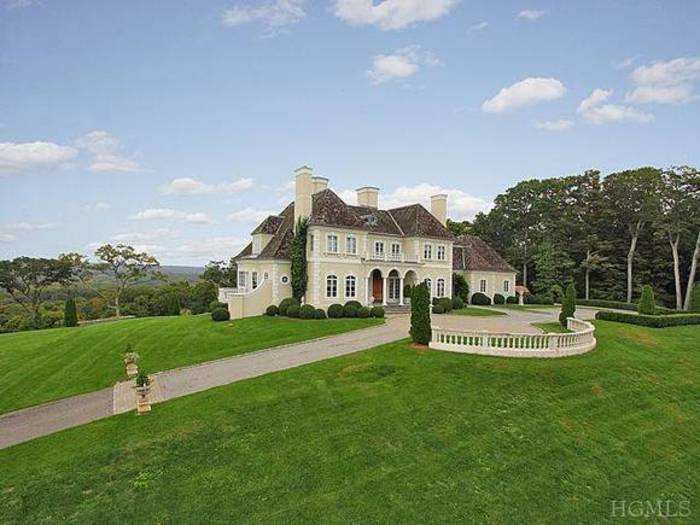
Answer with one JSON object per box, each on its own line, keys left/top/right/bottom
{"left": 386, "top": 209, "right": 405, "bottom": 236}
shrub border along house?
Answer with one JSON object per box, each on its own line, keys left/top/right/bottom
{"left": 595, "top": 310, "right": 700, "bottom": 327}
{"left": 470, "top": 292, "right": 491, "bottom": 306}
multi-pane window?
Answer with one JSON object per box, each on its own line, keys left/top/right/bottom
{"left": 345, "top": 275, "right": 357, "bottom": 298}
{"left": 437, "top": 279, "right": 445, "bottom": 297}
{"left": 503, "top": 280, "right": 509, "bottom": 292}
{"left": 374, "top": 241, "right": 385, "bottom": 257}
{"left": 391, "top": 243, "right": 401, "bottom": 259}
{"left": 326, "top": 275, "right": 338, "bottom": 298}
{"left": 327, "top": 234, "right": 338, "bottom": 253}
{"left": 424, "top": 244, "right": 432, "bottom": 259}
{"left": 238, "top": 272, "right": 247, "bottom": 289}
{"left": 252, "top": 272, "right": 258, "bottom": 289}
{"left": 424, "top": 278, "right": 432, "bottom": 296}
{"left": 346, "top": 235, "right": 357, "bottom": 255}
{"left": 309, "top": 234, "right": 314, "bottom": 253}
{"left": 437, "top": 245, "right": 446, "bottom": 260}
{"left": 480, "top": 279, "right": 487, "bottom": 293}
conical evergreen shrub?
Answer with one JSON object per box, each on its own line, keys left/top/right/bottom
{"left": 638, "top": 285, "right": 655, "bottom": 315}
{"left": 64, "top": 297, "right": 78, "bottom": 327}
{"left": 410, "top": 282, "right": 431, "bottom": 345}
{"left": 558, "top": 283, "right": 576, "bottom": 327}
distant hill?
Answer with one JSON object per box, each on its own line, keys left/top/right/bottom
{"left": 160, "top": 266, "right": 205, "bottom": 282}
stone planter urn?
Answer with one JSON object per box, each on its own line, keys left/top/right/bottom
{"left": 135, "top": 384, "right": 151, "bottom": 415}
{"left": 125, "top": 362, "right": 138, "bottom": 378}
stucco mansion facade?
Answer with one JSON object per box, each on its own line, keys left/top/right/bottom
{"left": 219, "top": 166, "right": 516, "bottom": 319}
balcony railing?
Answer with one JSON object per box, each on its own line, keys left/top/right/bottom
{"left": 365, "top": 253, "right": 420, "bottom": 263}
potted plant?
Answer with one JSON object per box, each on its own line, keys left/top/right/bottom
{"left": 123, "top": 347, "right": 140, "bottom": 378}
{"left": 134, "top": 370, "right": 151, "bottom": 415}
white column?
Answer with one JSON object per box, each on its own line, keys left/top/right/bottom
{"left": 365, "top": 276, "right": 370, "bottom": 305}
{"left": 382, "top": 276, "right": 388, "bottom": 306}
{"left": 399, "top": 277, "right": 405, "bottom": 305}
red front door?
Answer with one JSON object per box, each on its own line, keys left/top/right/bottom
{"left": 373, "top": 275, "right": 383, "bottom": 302}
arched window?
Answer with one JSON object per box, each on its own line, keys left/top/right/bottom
{"left": 345, "top": 275, "right": 356, "bottom": 298}
{"left": 424, "top": 278, "right": 432, "bottom": 296}
{"left": 326, "top": 275, "right": 338, "bottom": 298}
{"left": 437, "top": 278, "right": 445, "bottom": 297}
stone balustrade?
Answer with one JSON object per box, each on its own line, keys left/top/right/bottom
{"left": 429, "top": 317, "right": 596, "bottom": 358}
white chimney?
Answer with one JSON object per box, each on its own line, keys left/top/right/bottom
{"left": 294, "top": 166, "right": 313, "bottom": 227}
{"left": 431, "top": 194, "right": 448, "bottom": 226}
{"left": 356, "top": 186, "right": 379, "bottom": 209}
{"left": 312, "top": 176, "right": 329, "bottom": 194}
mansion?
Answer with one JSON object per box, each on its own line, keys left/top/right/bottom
{"left": 219, "top": 166, "right": 516, "bottom": 319}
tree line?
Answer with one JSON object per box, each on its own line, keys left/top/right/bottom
{"left": 450, "top": 166, "right": 699, "bottom": 310}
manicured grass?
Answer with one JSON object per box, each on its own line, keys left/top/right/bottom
{"left": 493, "top": 304, "right": 559, "bottom": 312}
{"left": 0, "top": 315, "right": 381, "bottom": 415}
{"left": 1, "top": 321, "right": 697, "bottom": 523}
{"left": 532, "top": 321, "right": 572, "bottom": 333}
{"left": 451, "top": 306, "right": 506, "bottom": 317}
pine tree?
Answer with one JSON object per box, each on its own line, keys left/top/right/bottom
{"left": 410, "top": 282, "right": 431, "bottom": 345}
{"left": 64, "top": 297, "right": 78, "bottom": 327}
{"left": 559, "top": 282, "right": 576, "bottom": 327}
{"left": 638, "top": 284, "right": 655, "bottom": 315}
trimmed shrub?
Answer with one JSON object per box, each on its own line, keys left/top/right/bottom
{"left": 452, "top": 296, "right": 464, "bottom": 310}
{"left": 471, "top": 292, "right": 491, "bottom": 306}
{"left": 525, "top": 294, "right": 554, "bottom": 305}
{"left": 314, "top": 308, "right": 327, "bottom": 319}
{"left": 286, "top": 305, "right": 300, "bottom": 318}
{"left": 278, "top": 297, "right": 300, "bottom": 316}
{"left": 438, "top": 297, "right": 452, "bottom": 313}
{"left": 432, "top": 297, "right": 440, "bottom": 306}
{"left": 506, "top": 295, "right": 518, "bottom": 304}
{"left": 638, "top": 285, "right": 655, "bottom": 315}
{"left": 452, "top": 273, "right": 469, "bottom": 302}
{"left": 370, "top": 306, "right": 385, "bottom": 318}
{"left": 209, "top": 300, "right": 227, "bottom": 312}
{"left": 410, "top": 282, "right": 431, "bottom": 345}
{"left": 403, "top": 284, "right": 413, "bottom": 300}
{"left": 493, "top": 293, "right": 505, "bottom": 305}
{"left": 135, "top": 370, "right": 150, "bottom": 388}
{"left": 328, "top": 303, "right": 344, "bottom": 318}
{"left": 551, "top": 284, "right": 564, "bottom": 304}
{"left": 577, "top": 298, "right": 674, "bottom": 314}
{"left": 432, "top": 304, "right": 445, "bottom": 314}
{"left": 357, "top": 306, "right": 370, "bottom": 318}
{"left": 343, "top": 304, "right": 358, "bottom": 318}
{"left": 595, "top": 310, "right": 700, "bottom": 327}
{"left": 559, "top": 283, "right": 576, "bottom": 327}
{"left": 211, "top": 307, "right": 230, "bottom": 322}
{"left": 265, "top": 305, "right": 278, "bottom": 316}
{"left": 299, "top": 304, "right": 316, "bottom": 319}
{"left": 64, "top": 297, "right": 78, "bottom": 327}
{"left": 344, "top": 300, "right": 362, "bottom": 310}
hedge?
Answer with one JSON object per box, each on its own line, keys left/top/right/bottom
{"left": 595, "top": 310, "right": 700, "bottom": 328}
{"left": 299, "top": 304, "right": 316, "bottom": 319}
{"left": 279, "top": 297, "right": 300, "bottom": 316}
{"left": 314, "top": 308, "right": 327, "bottom": 319}
{"left": 493, "top": 293, "right": 505, "bottom": 305}
{"left": 328, "top": 304, "right": 344, "bottom": 318}
{"left": 451, "top": 297, "right": 464, "bottom": 310}
{"left": 343, "top": 304, "right": 358, "bottom": 318}
{"left": 524, "top": 294, "right": 554, "bottom": 305}
{"left": 432, "top": 304, "right": 445, "bottom": 314}
{"left": 286, "top": 305, "right": 300, "bottom": 318}
{"left": 470, "top": 292, "right": 491, "bottom": 306}
{"left": 578, "top": 298, "right": 676, "bottom": 314}
{"left": 357, "top": 306, "right": 370, "bottom": 318}
{"left": 370, "top": 306, "right": 385, "bottom": 318}
{"left": 506, "top": 295, "right": 518, "bottom": 304}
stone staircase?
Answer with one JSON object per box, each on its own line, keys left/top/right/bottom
{"left": 382, "top": 304, "right": 411, "bottom": 315}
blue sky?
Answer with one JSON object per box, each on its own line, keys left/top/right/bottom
{"left": 1, "top": 0, "right": 699, "bottom": 265}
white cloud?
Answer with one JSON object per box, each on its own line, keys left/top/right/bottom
{"left": 367, "top": 45, "right": 441, "bottom": 85}
{"left": 0, "top": 233, "right": 16, "bottom": 242}
{"left": 625, "top": 84, "right": 694, "bottom": 105}
{"left": 630, "top": 57, "right": 700, "bottom": 86}
{"left": 159, "top": 177, "right": 254, "bottom": 196}
{"left": 0, "top": 141, "right": 78, "bottom": 172}
{"left": 173, "top": 236, "right": 247, "bottom": 259}
{"left": 130, "top": 208, "right": 215, "bottom": 225}
{"left": 75, "top": 131, "right": 145, "bottom": 173}
{"left": 333, "top": 0, "right": 458, "bottom": 31}
{"left": 468, "top": 21, "right": 488, "bottom": 32}
{"left": 381, "top": 183, "right": 491, "bottom": 220}
{"left": 5, "top": 221, "right": 60, "bottom": 231}
{"left": 83, "top": 202, "right": 111, "bottom": 212}
{"left": 535, "top": 119, "right": 573, "bottom": 131}
{"left": 221, "top": 0, "right": 306, "bottom": 35}
{"left": 578, "top": 88, "right": 653, "bottom": 124}
{"left": 517, "top": 9, "right": 545, "bottom": 20}
{"left": 227, "top": 207, "right": 277, "bottom": 223}
{"left": 481, "top": 77, "right": 565, "bottom": 113}
{"left": 113, "top": 228, "right": 178, "bottom": 243}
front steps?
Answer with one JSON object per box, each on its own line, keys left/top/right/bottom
{"left": 381, "top": 304, "right": 411, "bottom": 315}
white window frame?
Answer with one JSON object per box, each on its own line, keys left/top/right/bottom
{"left": 424, "top": 244, "right": 432, "bottom": 260}
{"left": 327, "top": 234, "right": 339, "bottom": 254}
{"left": 252, "top": 271, "right": 258, "bottom": 289}
{"left": 503, "top": 280, "right": 509, "bottom": 292}
{"left": 437, "top": 278, "right": 445, "bottom": 297}
{"left": 437, "top": 245, "right": 446, "bottom": 261}
{"left": 391, "top": 243, "right": 401, "bottom": 259}
{"left": 424, "top": 278, "right": 432, "bottom": 296}
{"left": 238, "top": 271, "right": 248, "bottom": 289}
{"left": 326, "top": 275, "right": 338, "bottom": 298}
{"left": 346, "top": 235, "right": 357, "bottom": 255}
{"left": 345, "top": 275, "right": 357, "bottom": 298}
{"left": 374, "top": 241, "right": 385, "bottom": 257}
{"left": 480, "top": 279, "right": 487, "bottom": 293}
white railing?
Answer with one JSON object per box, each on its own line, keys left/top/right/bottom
{"left": 218, "top": 279, "right": 266, "bottom": 301}
{"left": 429, "top": 317, "right": 596, "bottom": 358}
{"left": 365, "top": 253, "right": 420, "bottom": 263}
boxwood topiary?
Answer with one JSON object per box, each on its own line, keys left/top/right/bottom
{"left": 344, "top": 300, "right": 362, "bottom": 310}
{"left": 506, "top": 295, "right": 518, "bottom": 304}
{"left": 314, "top": 308, "right": 327, "bottom": 319}
{"left": 286, "top": 305, "right": 300, "bottom": 318}
{"left": 470, "top": 292, "right": 491, "bottom": 305}
{"left": 370, "top": 306, "right": 385, "bottom": 318}
{"left": 438, "top": 297, "right": 452, "bottom": 312}
{"left": 410, "top": 283, "right": 431, "bottom": 344}
{"left": 299, "top": 304, "right": 316, "bottom": 319}
{"left": 493, "top": 293, "right": 505, "bottom": 305}
{"left": 211, "top": 307, "right": 230, "bottom": 322}
{"left": 278, "top": 297, "right": 299, "bottom": 316}
{"left": 432, "top": 304, "right": 445, "bottom": 314}
{"left": 357, "top": 306, "right": 370, "bottom": 318}
{"left": 265, "top": 305, "right": 279, "bottom": 316}
{"left": 638, "top": 284, "right": 655, "bottom": 315}
{"left": 452, "top": 296, "right": 464, "bottom": 310}
{"left": 328, "top": 303, "right": 344, "bottom": 318}
{"left": 209, "top": 300, "right": 227, "bottom": 312}
{"left": 343, "top": 304, "right": 358, "bottom": 318}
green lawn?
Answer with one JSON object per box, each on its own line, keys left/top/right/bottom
{"left": 0, "top": 315, "right": 381, "bottom": 415}
{"left": 451, "top": 306, "right": 506, "bottom": 317}
{"left": 532, "top": 321, "right": 572, "bottom": 333}
{"left": 1, "top": 321, "right": 697, "bottom": 523}
{"left": 493, "top": 304, "right": 559, "bottom": 312}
